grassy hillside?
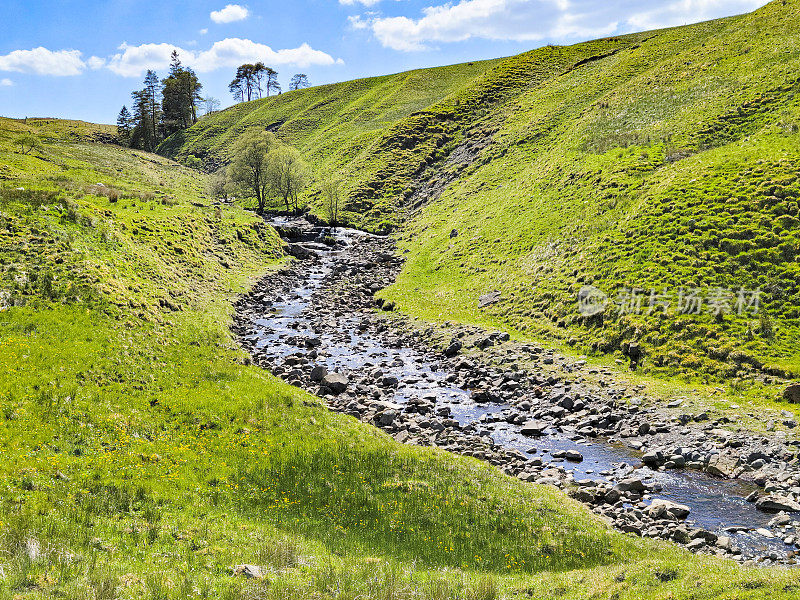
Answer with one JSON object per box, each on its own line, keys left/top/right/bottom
{"left": 167, "top": 0, "right": 800, "bottom": 392}
{"left": 159, "top": 58, "right": 502, "bottom": 231}
{"left": 9, "top": 120, "right": 797, "bottom": 599}
{"left": 381, "top": 0, "right": 800, "bottom": 392}
{"left": 6, "top": 117, "right": 800, "bottom": 596}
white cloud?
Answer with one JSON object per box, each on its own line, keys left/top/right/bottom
{"left": 210, "top": 4, "right": 250, "bottom": 24}
{"left": 348, "top": 15, "right": 371, "bottom": 30}
{"left": 195, "top": 39, "right": 339, "bottom": 70}
{"left": 356, "top": 0, "right": 769, "bottom": 52}
{"left": 106, "top": 39, "right": 341, "bottom": 77}
{"left": 626, "top": 0, "right": 768, "bottom": 30}
{"left": 87, "top": 56, "right": 106, "bottom": 70}
{"left": 0, "top": 78, "right": 13, "bottom": 86}
{"left": 363, "top": 0, "right": 621, "bottom": 52}
{"left": 200, "top": 28, "right": 209, "bottom": 35}
{"left": 340, "top": 0, "right": 383, "bottom": 5}
{"left": 0, "top": 47, "right": 85, "bottom": 76}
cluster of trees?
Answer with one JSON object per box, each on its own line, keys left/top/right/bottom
{"left": 212, "top": 128, "right": 341, "bottom": 224}
{"left": 228, "top": 65, "right": 310, "bottom": 103}
{"left": 215, "top": 129, "right": 310, "bottom": 214}
{"left": 117, "top": 51, "right": 217, "bottom": 151}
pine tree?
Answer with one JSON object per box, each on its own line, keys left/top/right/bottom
{"left": 264, "top": 67, "right": 281, "bottom": 96}
{"left": 143, "top": 70, "right": 163, "bottom": 150}
{"left": 116, "top": 106, "right": 133, "bottom": 144}
{"left": 162, "top": 50, "right": 203, "bottom": 136}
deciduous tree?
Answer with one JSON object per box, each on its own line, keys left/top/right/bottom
{"left": 267, "top": 146, "right": 308, "bottom": 213}
{"left": 13, "top": 133, "right": 41, "bottom": 155}
{"left": 202, "top": 97, "right": 221, "bottom": 115}
{"left": 289, "top": 74, "right": 310, "bottom": 91}
{"left": 227, "top": 129, "right": 277, "bottom": 213}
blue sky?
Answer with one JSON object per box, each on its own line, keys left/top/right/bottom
{"left": 0, "top": 0, "right": 770, "bottom": 123}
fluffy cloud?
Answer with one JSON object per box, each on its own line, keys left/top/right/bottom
{"left": 0, "top": 78, "right": 13, "bottom": 87}
{"left": 87, "top": 56, "right": 106, "bottom": 70}
{"left": 210, "top": 4, "right": 250, "bottom": 24}
{"left": 363, "top": 0, "right": 620, "bottom": 51}
{"left": 106, "top": 39, "right": 340, "bottom": 77}
{"left": 0, "top": 47, "right": 85, "bottom": 76}
{"left": 626, "top": 0, "right": 768, "bottom": 30}
{"left": 339, "top": 0, "right": 384, "bottom": 6}
{"left": 356, "top": 0, "right": 769, "bottom": 52}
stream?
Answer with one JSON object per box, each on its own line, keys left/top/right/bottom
{"left": 234, "top": 217, "right": 799, "bottom": 566}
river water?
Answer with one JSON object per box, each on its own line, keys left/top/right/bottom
{"left": 242, "top": 219, "right": 794, "bottom": 562}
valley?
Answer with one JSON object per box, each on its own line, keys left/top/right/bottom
{"left": 3, "top": 1, "right": 800, "bottom": 598}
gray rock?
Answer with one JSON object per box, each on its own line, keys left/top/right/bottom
{"left": 310, "top": 365, "right": 328, "bottom": 382}
{"left": 647, "top": 499, "right": 691, "bottom": 520}
{"left": 686, "top": 538, "right": 706, "bottom": 551}
{"left": 521, "top": 421, "right": 548, "bottom": 436}
{"left": 705, "top": 454, "right": 738, "bottom": 478}
{"left": 321, "top": 372, "right": 349, "bottom": 394}
{"left": 642, "top": 450, "right": 664, "bottom": 466}
{"left": 478, "top": 291, "right": 501, "bottom": 308}
{"left": 755, "top": 494, "right": 800, "bottom": 513}
{"left": 614, "top": 478, "right": 646, "bottom": 494}
{"left": 382, "top": 375, "right": 399, "bottom": 388}
{"left": 233, "top": 565, "right": 263, "bottom": 579}
{"left": 716, "top": 535, "right": 733, "bottom": 551}
{"left": 565, "top": 450, "right": 584, "bottom": 462}
{"left": 444, "top": 340, "right": 462, "bottom": 357}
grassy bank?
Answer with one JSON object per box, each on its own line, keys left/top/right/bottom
{"left": 165, "top": 0, "right": 800, "bottom": 406}
{"left": 5, "top": 116, "right": 800, "bottom": 599}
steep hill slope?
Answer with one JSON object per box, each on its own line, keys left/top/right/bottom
{"left": 166, "top": 0, "right": 800, "bottom": 394}
{"left": 11, "top": 120, "right": 798, "bottom": 599}
{"left": 383, "top": 0, "right": 800, "bottom": 389}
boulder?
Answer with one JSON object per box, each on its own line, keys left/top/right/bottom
{"left": 565, "top": 450, "right": 584, "bottom": 462}
{"left": 521, "top": 421, "right": 548, "bottom": 436}
{"left": 310, "top": 365, "right": 328, "bottom": 382}
{"left": 647, "top": 499, "right": 691, "bottom": 520}
{"left": 321, "top": 372, "right": 349, "bottom": 394}
{"left": 705, "top": 454, "right": 738, "bottom": 478}
{"left": 233, "top": 565, "right": 263, "bottom": 579}
{"left": 642, "top": 450, "right": 664, "bottom": 466}
{"left": 377, "top": 409, "right": 399, "bottom": 427}
{"left": 614, "top": 478, "right": 646, "bottom": 494}
{"left": 478, "top": 291, "right": 501, "bottom": 308}
{"left": 784, "top": 384, "right": 800, "bottom": 404}
{"left": 755, "top": 494, "right": 800, "bottom": 513}
{"left": 381, "top": 375, "right": 400, "bottom": 388}
{"left": 716, "top": 535, "right": 733, "bottom": 551}
{"left": 627, "top": 342, "right": 643, "bottom": 362}
{"left": 286, "top": 243, "right": 313, "bottom": 259}
{"left": 444, "top": 340, "right": 462, "bottom": 358}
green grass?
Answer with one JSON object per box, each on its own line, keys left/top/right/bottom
{"left": 8, "top": 115, "right": 787, "bottom": 599}
{"left": 6, "top": 2, "right": 800, "bottom": 597}
{"left": 165, "top": 0, "right": 800, "bottom": 405}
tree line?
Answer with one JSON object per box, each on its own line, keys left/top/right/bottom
{"left": 228, "top": 64, "right": 309, "bottom": 102}
{"left": 116, "top": 53, "right": 313, "bottom": 151}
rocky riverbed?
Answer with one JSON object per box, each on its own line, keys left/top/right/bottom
{"left": 232, "top": 217, "right": 800, "bottom": 566}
